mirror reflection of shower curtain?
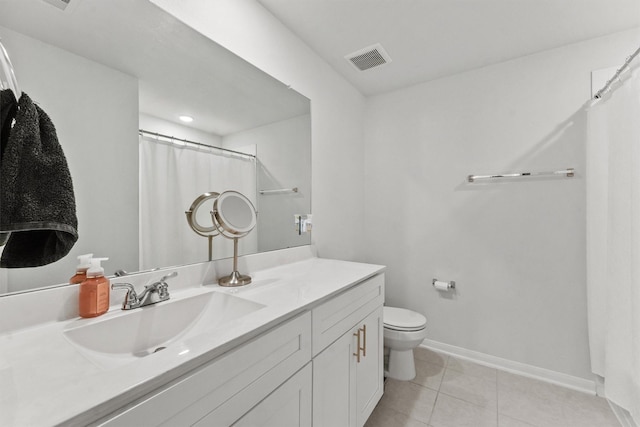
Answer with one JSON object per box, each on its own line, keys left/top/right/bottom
{"left": 139, "top": 135, "right": 257, "bottom": 270}
{"left": 586, "top": 66, "right": 640, "bottom": 423}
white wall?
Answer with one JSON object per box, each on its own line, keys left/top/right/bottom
{"left": 149, "top": 0, "right": 367, "bottom": 262}
{"left": 0, "top": 26, "right": 139, "bottom": 293}
{"left": 364, "top": 28, "right": 640, "bottom": 380}
{"left": 149, "top": 1, "right": 640, "bottom": 381}
{"left": 224, "top": 115, "right": 312, "bottom": 253}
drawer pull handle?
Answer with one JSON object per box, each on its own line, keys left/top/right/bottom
{"left": 362, "top": 324, "right": 367, "bottom": 357}
{"left": 353, "top": 325, "right": 366, "bottom": 363}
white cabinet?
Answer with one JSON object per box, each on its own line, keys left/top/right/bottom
{"left": 311, "top": 274, "right": 384, "bottom": 356}
{"left": 96, "top": 272, "right": 384, "bottom": 427}
{"left": 312, "top": 275, "right": 385, "bottom": 427}
{"left": 312, "top": 322, "right": 355, "bottom": 426}
{"left": 224, "top": 364, "right": 312, "bottom": 427}
{"left": 313, "top": 307, "right": 383, "bottom": 427}
{"left": 97, "top": 312, "right": 311, "bottom": 427}
{"left": 355, "top": 307, "right": 384, "bottom": 426}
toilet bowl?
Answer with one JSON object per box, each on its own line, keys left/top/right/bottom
{"left": 383, "top": 306, "right": 427, "bottom": 381}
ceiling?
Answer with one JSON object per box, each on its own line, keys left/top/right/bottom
{"left": 258, "top": 0, "right": 640, "bottom": 96}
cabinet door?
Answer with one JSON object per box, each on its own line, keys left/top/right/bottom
{"left": 313, "top": 306, "right": 384, "bottom": 427}
{"left": 312, "top": 274, "right": 384, "bottom": 356}
{"left": 201, "top": 364, "right": 312, "bottom": 427}
{"left": 355, "top": 306, "right": 384, "bottom": 427}
{"left": 312, "top": 326, "right": 356, "bottom": 427}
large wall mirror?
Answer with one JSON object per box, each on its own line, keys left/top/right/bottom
{"left": 0, "top": 0, "right": 311, "bottom": 295}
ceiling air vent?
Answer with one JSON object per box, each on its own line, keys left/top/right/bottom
{"left": 345, "top": 43, "right": 392, "bottom": 72}
{"left": 41, "top": 0, "right": 77, "bottom": 12}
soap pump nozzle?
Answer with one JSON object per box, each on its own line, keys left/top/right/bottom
{"left": 75, "top": 253, "right": 93, "bottom": 270}
{"left": 86, "top": 257, "right": 109, "bottom": 278}
{"left": 70, "top": 253, "right": 94, "bottom": 284}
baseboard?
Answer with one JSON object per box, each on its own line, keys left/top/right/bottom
{"left": 608, "top": 401, "right": 638, "bottom": 427}
{"left": 420, "top": 339, "right": 597, "bottom": 395}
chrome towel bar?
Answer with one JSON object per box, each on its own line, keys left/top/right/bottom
{"left": 259, "top": 187, "right": 298, "bottom": 195}
{"left": 467, "top": 168, "right": 574, "bottom": 183}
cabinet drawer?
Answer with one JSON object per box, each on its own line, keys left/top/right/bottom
{"left": 312, "top": 274, "right": 384, "bottom": 356}
{"left": 99, "top": 312, "right": 311, "bottom": 426}
{"left": 196, "top": 363, "right": 312, "bottom": 427}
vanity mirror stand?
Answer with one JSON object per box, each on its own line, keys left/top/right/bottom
{"left": 211, "top": 191, "right": 257, "bottom": 287}
{"left": 185, "top": 192, "right": 221, "bottom": 262}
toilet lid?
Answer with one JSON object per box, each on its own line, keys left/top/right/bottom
{"left": 383, "top": 306, "right": 427, "bottom": 331}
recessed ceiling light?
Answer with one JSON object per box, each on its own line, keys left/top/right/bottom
{"left": 179, "top": 115, "right": 194, "bottom": 123}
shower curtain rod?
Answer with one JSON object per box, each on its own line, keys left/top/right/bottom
{"left": 139, "top": 129, "right": 256, "bottom": 159}
{"left": 593, "top": 45, "right": 640, "bottom": 100}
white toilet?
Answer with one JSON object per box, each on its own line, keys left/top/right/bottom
{"left": 383, "top": 306, "right": 428, "bottom": 381}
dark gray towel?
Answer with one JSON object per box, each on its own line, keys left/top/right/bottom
{"left": 0, "top": 90, "right": 17, "bottom": 247}
{"left": 0, "top": 90, "right": 78, "bottom": 267}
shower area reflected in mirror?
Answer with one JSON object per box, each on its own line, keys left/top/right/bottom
{"left": 140, "top": 134, "right": 256, "bottom": 270}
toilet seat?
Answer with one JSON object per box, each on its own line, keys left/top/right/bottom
{"left": 383, "top": 306, "right": 426, "bottom": 332}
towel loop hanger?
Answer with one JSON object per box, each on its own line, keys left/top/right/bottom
{"left": 0, "top": 38, "right": 22, "bottom": 99}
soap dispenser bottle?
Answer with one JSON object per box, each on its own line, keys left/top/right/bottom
{"left": 79, "top": 257, "right": 110, "bottom": 318}
{"left": 70, "top": 253, "right": 93, "bottom": 284}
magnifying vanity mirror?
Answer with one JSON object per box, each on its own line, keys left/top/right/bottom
{"left": 0, "top": 0, "right": 311, "bottom": 296}
{"left": 212, "top": 191, "right": 257, "bottom": 287}
{"left": 185, "top": 192, "right": 221, "bottom": 262}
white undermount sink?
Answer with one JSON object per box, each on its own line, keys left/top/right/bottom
{"left": 63, "top": 290, "right": 264, "bottom": 367}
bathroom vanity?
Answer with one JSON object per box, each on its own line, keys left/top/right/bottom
{"left": 0, "top": 247, "right": 384, "bottom": 426}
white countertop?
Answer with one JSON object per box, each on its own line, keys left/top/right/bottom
{"left": 0, "top": 251, "right": 384, "bottom": 427}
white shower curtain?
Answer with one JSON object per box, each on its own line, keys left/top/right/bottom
{"left": 139, "top": 135, "right": 257, "bottom": 270}
{"left": 586, "top": 66, "right": 640, "bottom": 423}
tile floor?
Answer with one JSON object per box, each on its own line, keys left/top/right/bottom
{"left": 365, "top": 347, "right": 620, "bottom": 427}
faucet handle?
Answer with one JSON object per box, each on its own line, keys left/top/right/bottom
{"left": 157, "top": 282, "right": 170, "bottom": 300}
{"left": 158, "top": 271, "right": 176, "bottom": 299}
{"left": 151, "top": 271, "right": 176, "bottom": 300}
{"left": 111, "top": 282, "right": 139, "bottom": 309}
{"left": 160, "top": 271, "right": 178, "bottom": 282}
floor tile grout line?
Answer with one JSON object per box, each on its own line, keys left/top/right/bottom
{"left": 427, "top": 389, "right": 439, "bottom": 426}
{"left": 427, "top": 355, "right": 446, "bottom": 426}
{"left": 441, "top": 352, "right": 504, "bottom": 426}
{"left": 429, "top": 354, "right": 447, "bottom": 426}
{"left": 378, "top": 349, "right": 619, "bottom": 427}
{"left": 440, "top": 360, "right": 501, "bottom": 411}
{"left": 438, "top": 355, "right": 449, "bottom": 390}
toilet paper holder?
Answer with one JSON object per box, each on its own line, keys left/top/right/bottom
{"left": 432, "top": 279, "right": 456, "bottom": 289}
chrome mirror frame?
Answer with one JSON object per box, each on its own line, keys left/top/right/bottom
{"left": 211, "top": 191, "right": 257, "bottom": 287}
{"left": 185, "top": 192, "right": 220, "bottom": 261}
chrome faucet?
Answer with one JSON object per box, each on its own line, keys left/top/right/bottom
{"left": 112, "top": 271, "right": 177, "bottom": 310}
